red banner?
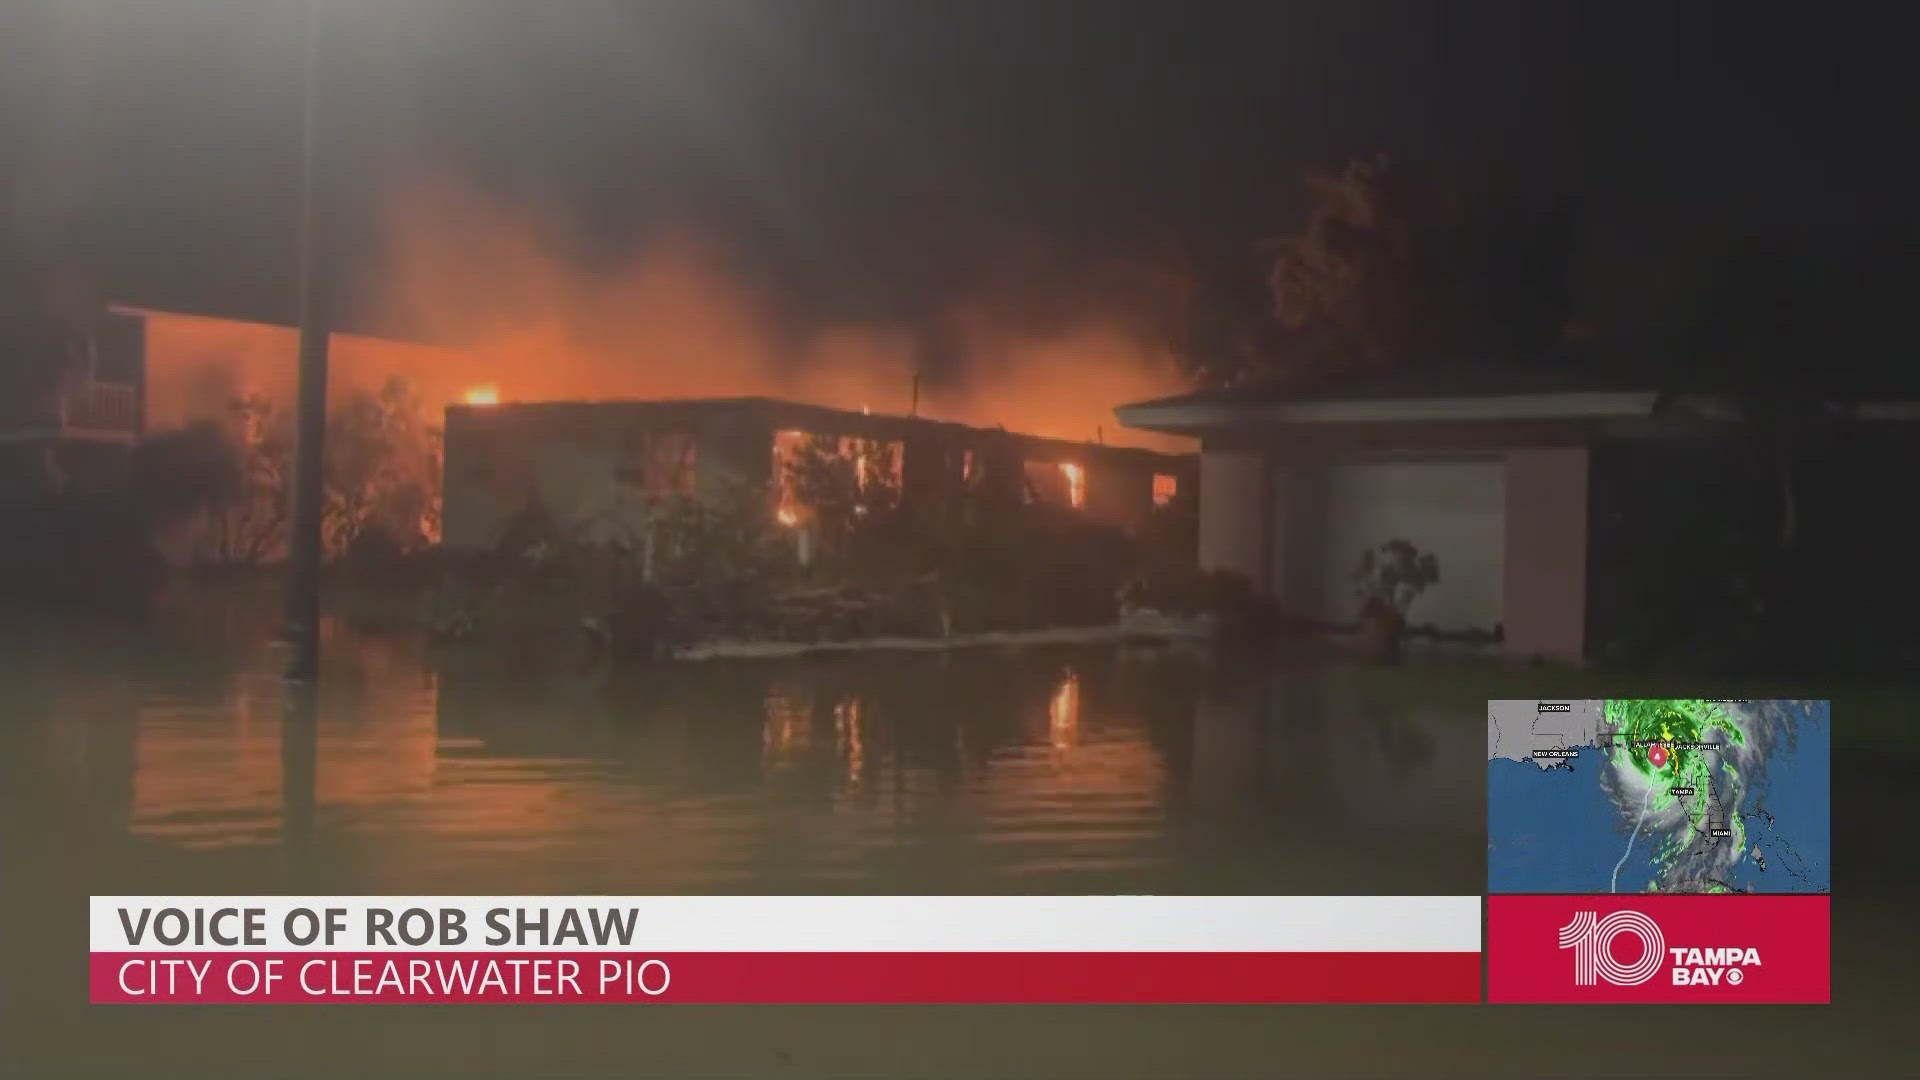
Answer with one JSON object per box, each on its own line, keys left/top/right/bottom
{"left": 1487, "top": 894, "right": 1830, "bottom": 1003}
{"left": 92, "top": 950, "right": 1482, "bottom": 1004}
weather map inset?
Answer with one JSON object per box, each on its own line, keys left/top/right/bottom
{"left": 1488, "top": 699, "right": 1830, "bottom": 895}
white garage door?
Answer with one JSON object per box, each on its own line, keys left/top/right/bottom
{"left": 1318, "top": 457, "right": 1506, "bottom": 633}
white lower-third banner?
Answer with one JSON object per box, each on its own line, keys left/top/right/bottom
{"left": 91, "top": 895, "right": 1482, "bottom": 1003}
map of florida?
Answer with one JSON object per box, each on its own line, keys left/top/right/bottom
{"left": 1487, "top": 699, "right": 1830, "bottom": 895}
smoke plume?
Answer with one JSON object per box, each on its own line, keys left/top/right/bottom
{"left": 335, "top": 180, "right": 1195, "bottom": 450}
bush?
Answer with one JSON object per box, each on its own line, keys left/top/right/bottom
{"left": 1353, "top": 539, "right": 1440, "bottom": 620}
{"left": 405, "top": 460, "right": 1202, "bottom": 650}
{"left": 906, "top": 502, "right": 1127, "bottom": 631}
{"left": 648, "top": 475, "right": 803, "bottom": 642}
{"left": 1122, "top": 566, "right": 1280, "bottom": 638}
{"left": 133, "top": 379, "right": 442, "bottom": 570}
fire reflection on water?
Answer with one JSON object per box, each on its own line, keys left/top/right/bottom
{"left": 834, "top": 697, "right": 866, "bottom": 791}
{"left": 761, "top": 686, "right": 813, "bottom": 770}
{"left": 127, "top": 645, "right": 443, "bottom": 850}
{"left": 9, "top": 614, "right": 1482, "bottom": 895}
{"left": 1049, "top": 670, "right": 1080, "bottom": 754}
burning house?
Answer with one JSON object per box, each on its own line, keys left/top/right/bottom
{"left": 441, "top": 397, "right": 1193, "bottom": 551}
{"left": 8, "top": 294, "right": 1198, "bottom": 580}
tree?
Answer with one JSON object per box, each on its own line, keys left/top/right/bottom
{"left": 322, "top": 376, "right": 443, "bottom": 555}
{"left": 1612, "top": 231, "right": 1920, "bottom": 674}
{"left": 129, "top": 420, "right": 244, "bottom": 525}
{"left": 137, "top": 377, "right": 443, "bottom": 568}
{"left": 128, "top": 394, "right": 289, "bottom": 567}
{"left": 1212, "top": 156, "right": 1577, "bottom": 386}
{"left": 1143, "top": 239, "right": 1277, "bottom": 390}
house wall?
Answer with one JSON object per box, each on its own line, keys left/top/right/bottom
{"left": 526, "top": 439, "right": 653, "bottom": 546}
{"left": 900, "top": 430, "right": 964, "bottom": 519}
{"left": 1084, "top": 461, "right": 1155, "bottom": 530}
{"left": 442, "top": 408, "right": 723, "bottom": 550}
{"left": 1197, "top": 449, "right": 1267, "bottom": 584}
{"left": 442, "top": 411, "right": 543, "bottom": 548}
{"left": 446, "top": 404, "right": 1195, "bottom": 550}
{"left": 697, "top": 418, "right": 777, "bottom": 490}
{"left": 1268, "top": 457, "right": 1331, "bottom": 616}
{"left": 1501, "top": 448, "right": 1589, "bottom": 663}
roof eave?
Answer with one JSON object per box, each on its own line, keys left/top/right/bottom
{"left": 1116, "top": 390, "right": 1663, "bottom": 434}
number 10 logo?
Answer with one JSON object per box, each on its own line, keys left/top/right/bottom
{"left": 1558, "top": 910, "right": 1666, "bottom": 986}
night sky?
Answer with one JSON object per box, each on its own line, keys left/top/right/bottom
{"left": 2, "top": 0, "right": 1911, "bottom": 340}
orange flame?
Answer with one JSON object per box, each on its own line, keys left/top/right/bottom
{"left": 137, "top": 183, "right": 1201, "bottom": 454}
{"left": 1059, "top": 462, "right": 1085, "bottom": 509}
{"left": 463, "top": 384, "right": 500, "bottom": 405}
{"left": 775, "top": 506, "right": 800, "bottom": 527}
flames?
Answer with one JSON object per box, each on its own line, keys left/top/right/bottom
{"left": 352, "top": 180, "right": 1196, "bottom": 450}
{"left": 136, "top": 180, "right": 1198, "bottom": 483}
{"left": 1058, "top": 462, "right": 1085, "bottom": 509}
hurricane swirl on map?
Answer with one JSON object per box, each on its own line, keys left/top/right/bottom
{"left": 1486, "top": 699, "right": 1830, "bottom": 895}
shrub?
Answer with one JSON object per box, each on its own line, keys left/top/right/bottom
{"left": 1353, "top": 539, "right": 1440, "bottom": 620}
{"left": 1122, "top": 566, "right": 1280, "bottom": 638}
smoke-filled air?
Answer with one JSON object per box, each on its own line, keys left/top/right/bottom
{"left": 143, "top": 181, "right": 1191, "bottom": 455}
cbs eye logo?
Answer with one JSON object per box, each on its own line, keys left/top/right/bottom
{"left": 1557, "top": 910, "right": 1665, "bottom": 986}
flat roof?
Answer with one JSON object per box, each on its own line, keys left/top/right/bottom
{"left": 1116, "top": 365, "right": 1663, "bottom": 434}
{"left": 1133, "top": 362, "right": 1644, "bottom": 407}
{"left": 1115, "top": 365, "right": 1920, "bottom": 435}
{"left": 448, "top": 396, "right": 1194, "bottom": 465}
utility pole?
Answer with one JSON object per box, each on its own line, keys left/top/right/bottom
{"left": 281, "top": 681, "right": 319, "bottom": 874}
{"left": 285, "top": 0, "right": 330, "bottom": 683}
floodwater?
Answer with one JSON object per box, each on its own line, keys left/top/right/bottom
{"left": 2, "top": 598, "right": 1913, "bottom": 1077}
{"left": 1, "top": 603, "right": 1485, "bottom": 898}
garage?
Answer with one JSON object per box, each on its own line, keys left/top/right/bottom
{"left": 1272, "top": 455, "right": 1508, "bottom": 634}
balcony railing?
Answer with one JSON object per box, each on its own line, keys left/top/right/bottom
{"left": 63, "top": 380, "right": 140, "bottom": 434}
{"left": 0, "top": 380, "right": 141, "bottom": 442}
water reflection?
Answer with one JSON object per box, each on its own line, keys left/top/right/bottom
{"left": 1048, "top": 670, "right": 1080, "bottom": 754}
{"left": 4, "top": 617, "right": 1485, "bottom": 896}
{"left": 279, "top": 681, "right": 317, "bottom": 874}
{"left": 4, "top": 612, "right": 1909, "bottom": 1079}
{"left": 833, "top": 695, "right": 865, "bottom": 790}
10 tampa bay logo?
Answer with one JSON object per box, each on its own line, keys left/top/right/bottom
{"left": 1558, "top": 910, "right": 1763, "bottom": 988}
